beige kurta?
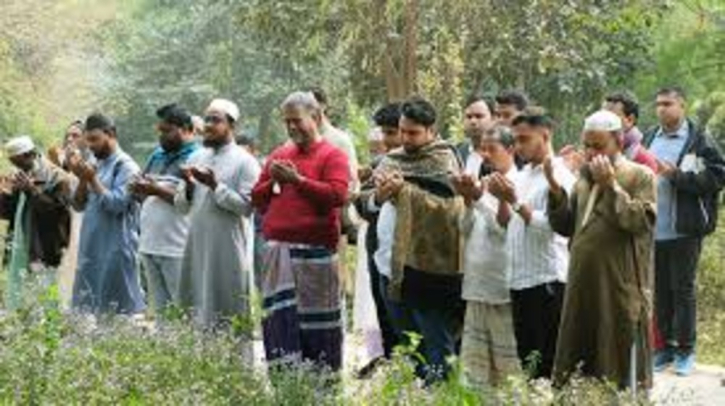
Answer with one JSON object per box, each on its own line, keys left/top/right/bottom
{"left": 175, "top": 143, "right": 261, "bottom": 328}
{"left": 548, "top": 158, "right": 656, "bottom": 389}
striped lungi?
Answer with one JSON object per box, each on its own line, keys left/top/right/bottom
{"left": 261, "top": 241, "right": 343, "bottom": 371}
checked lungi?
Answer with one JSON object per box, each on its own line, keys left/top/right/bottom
{"left": 261, "top": 241, "right": 343, "bottom": 371}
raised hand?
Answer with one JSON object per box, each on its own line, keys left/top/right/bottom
{"left": 590, "top": 155, "right": 615, "bottom": 187}
{"left": 543, "top": 156, "right": 562, "bottom": 193}
{"left": 488, "top": 172, "right": 517, "bottom": 204}
{"left": 190, "top": 166, "right": 218, "bottom": 190}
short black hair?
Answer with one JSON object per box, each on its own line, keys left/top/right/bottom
{"left": 464, "top": 94, "right": 493, "bottom": 112}
{"left": 308, "top": 86, "right": 328, "bottom": 106}
{"left": 605, "top": 92, "right": 640, "bottom": 122}
{"left": 84, "top": 113, "right": 116, "bottom": 137}
{"left": 511, "top": 106, "right": 555, "bottom": 130}
{"left": 235, "top": 132, "right": 256, "bottom": 147}
{"left": 373, "top": 103, "right": 402, "bottom": 127}
{"left": 156, "top": 103, "right": 193, "bottom": 131}
{"left": 495, "top": 90, "right": 529, "bottom": 111}
{"left": 67, "top": 120, "right": 84, "bottom": 131}
{"left": 401, "top": 97, "right": 436, "bottom": 127}
{"left": 656, "top": 86, "right": 687, "bottom": 101}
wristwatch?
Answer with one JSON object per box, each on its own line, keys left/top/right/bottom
{"left": 511, "top": 201, "right": 524, "bottom": 212}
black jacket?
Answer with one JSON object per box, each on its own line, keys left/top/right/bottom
{"left": 644, "top": 119, "right": 725, "bottom": 237}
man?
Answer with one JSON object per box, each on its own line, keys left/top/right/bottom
{"left": 548, "top": 110, "right": 656, "bottom": 390}
{"left": 488, "top": 109, "right": 576, "bottom": 379}
{"left": 0, "top": 136, "right": 72, "bottom": 309}
{"left": 643, "top": 87, "right": 725, "bottom": 376}
{"left": 494, "top": 90, "right": 529, "bottom": 128}
{"left": 355, "top": 103, "right": 403, "bottom": 372}
{"left": 358, "top": 97, "right": 465, "bottom": 384}
{"left": 457, "top": 95, "right": 495, "bottom": 176}
{"left": 452, "top": 126, "right": 520, "bottom": 389}
{"left": 175, "top": 99, "right": 261, "bottom": 329}
{"left": 70, "top": 113, "right": 145, "bottom": 315}
{"left": 310, "top": 87, "right": 359, "bottom": 283}
{"left": 130, "top": 104, "right": 199, "bottom": 316}
{"left": 604, "top": 92, "right": 658, "bottom": 172}
{"left": 252, "top": 91, "right": 349, "bottom": 371}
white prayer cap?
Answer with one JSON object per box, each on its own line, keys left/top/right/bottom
{"left": 583, "top": 110, "right": 622, "bottom": 132}
{"left": 368, "top": 127, "right": 383, "bottom": 142}
{"left": 207, "top": 99, "right": 240, "bottom": 122}
{"left": 4, "top": 135, "right": 36, "bottom": 157}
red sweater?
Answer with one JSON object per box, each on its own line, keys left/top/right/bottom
{"left": 252, "top": 140, "right": 350, "bottom": 250}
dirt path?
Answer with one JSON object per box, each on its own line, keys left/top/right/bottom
{"left": 652, "top": 365, "right": 725, "bottom": 405}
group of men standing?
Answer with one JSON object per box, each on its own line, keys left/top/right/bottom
{"left": 0, "top": 84, "right": 723, "bottom": 395}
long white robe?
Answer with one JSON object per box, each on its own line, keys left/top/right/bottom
{"left": 175, "top": 143, "right": 260, "bottom": 328}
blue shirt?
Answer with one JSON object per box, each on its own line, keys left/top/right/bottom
{"left": 649, "top": 121, "right": 689, "bottom": 241}
{"left": 73, "top": 150, "right": 145, "bottom": 314}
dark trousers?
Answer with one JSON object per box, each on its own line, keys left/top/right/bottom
{"left": 654, "top": 237, "right": 702, "bottom": 354}
{"left": 368, "top": 255, "right": 401, "bottom": 358}
{"left": 511, "top": 282, "right": 565, "bottom": 379}
{"left": 381, "top": 273, "right": 465, "bottom": 384}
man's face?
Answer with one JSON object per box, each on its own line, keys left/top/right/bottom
{"left": 381, "top": 125, "right": 402, "bottom": 151}
{"left": 283, "top": 105, "right": 319, "bottom": 147}
{"left": 9, "top": 152, "right": 36, "bottom": 173}
{"left": 463, "top": 101, "right": 493, "bottom": 141}
{"left": 656, "top": 93, "right": 686, "bottom": 128}
{"left": 583, "top": 130, "right": 620, "bottom": 162}
{"left": 65, "top": 126, "right": 84, "bottom": 149}
{"left": 400, "top": 116, "right": 435, "bottom": 153}
{"left": 513, "top": 123, "right": 547, "bottom": 162}
{"left": 494, "top": 104, "right": 521, "bottom": 127}
{"left": 479, "top": 139, "right": 512, "bottom": 173}
{"left": 603, "top": 101, "right": 635, "bottom": 131}
{"left": 203, "top": 109, "right": 233, "bottom": 147}
{"left": 157, "top": 121, "right": 184, "bottom": 152}
{"left": 84, "top": 129, "right": 114, "bottom": 159}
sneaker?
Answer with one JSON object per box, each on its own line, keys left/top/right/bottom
{"left": 653, "top": 349, "right": 674, "bottom": 372}
{"left": 674, "top": 352, "right": 695, "bottom": 376}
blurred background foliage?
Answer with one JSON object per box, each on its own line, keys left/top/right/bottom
{"left": 0, "top": 0, "right": 723, "bottom": 163}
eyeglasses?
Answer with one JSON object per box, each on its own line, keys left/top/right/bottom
{"left": 204, "top": 115, "right": 224, "bottom": 125}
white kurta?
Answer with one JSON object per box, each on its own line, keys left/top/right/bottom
{"left": 175, "top": 143, "right": 261, "bottom": 328}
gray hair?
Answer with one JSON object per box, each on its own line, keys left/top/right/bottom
{"left": 280, "top": 91, "right": 321, "bottom": 116}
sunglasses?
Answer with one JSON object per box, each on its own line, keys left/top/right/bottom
{"left": 204, "top": 115, "right": 225, "bottom": 125}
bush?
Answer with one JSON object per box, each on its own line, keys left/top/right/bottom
{"left": 0, "top": 282, "right": 657, "bottom": 405}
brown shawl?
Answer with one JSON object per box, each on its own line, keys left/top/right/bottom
{"left": 360, "top": 140, "right": 465, "bottom": 300}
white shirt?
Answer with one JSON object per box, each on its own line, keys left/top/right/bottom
{"left": 507, "top": 157, "right": 576, "bottom": 291}
{"left": 464, "top": 149, "right": 484, "bottom": 177}
{"left": 461, "top": 167, "right": 518, "bottom": 304}
{"left": 372, "top": 198, "right": 396, "bottom": 279}
{"left": 139, "top": 175, "right": 190, "bottom": 258}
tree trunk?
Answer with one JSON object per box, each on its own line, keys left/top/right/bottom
{"left": 402, "top": 0, "right": 418, "bottom": 97}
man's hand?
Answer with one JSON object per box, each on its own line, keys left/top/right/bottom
{"left": 543, "top": 156, "right": 562, "bottom": 193}
{"left": 451, "top": 174, "right": 484, "bottom": 204}
{"left": 129, "top": 176, "right": 160, "bottom": 198}
{"left": 0, "top": 175, "right": 14, "bottom": 194}
{"left": 488, "top": 172, "right": 517, "bottom": 204}
{"left": 374, "top": 172, "right": 404, "bottom": 204}
{"left": 270, "top": 160, "right": 302, "bottom": 185}
{"left": 656, "top": 159, "right": 677, "bottom": 178}
{"left": 190, "top": 166, "right": 218, "bottom": 190}
{"left": 13, "top": 172, "right": 38, "bottom": 194}
{"left": 590, "top": 155, "right": 615, "bottom": 187}
{"left": 559, "top": 145, "right": 585, "bottom": 174}
{"left": 72, "top": 161, "right": 97, "bottom": 184}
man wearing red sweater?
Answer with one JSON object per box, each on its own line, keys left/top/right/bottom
{"left": 252, "top": 91, "right": 350, "bottom": 372}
